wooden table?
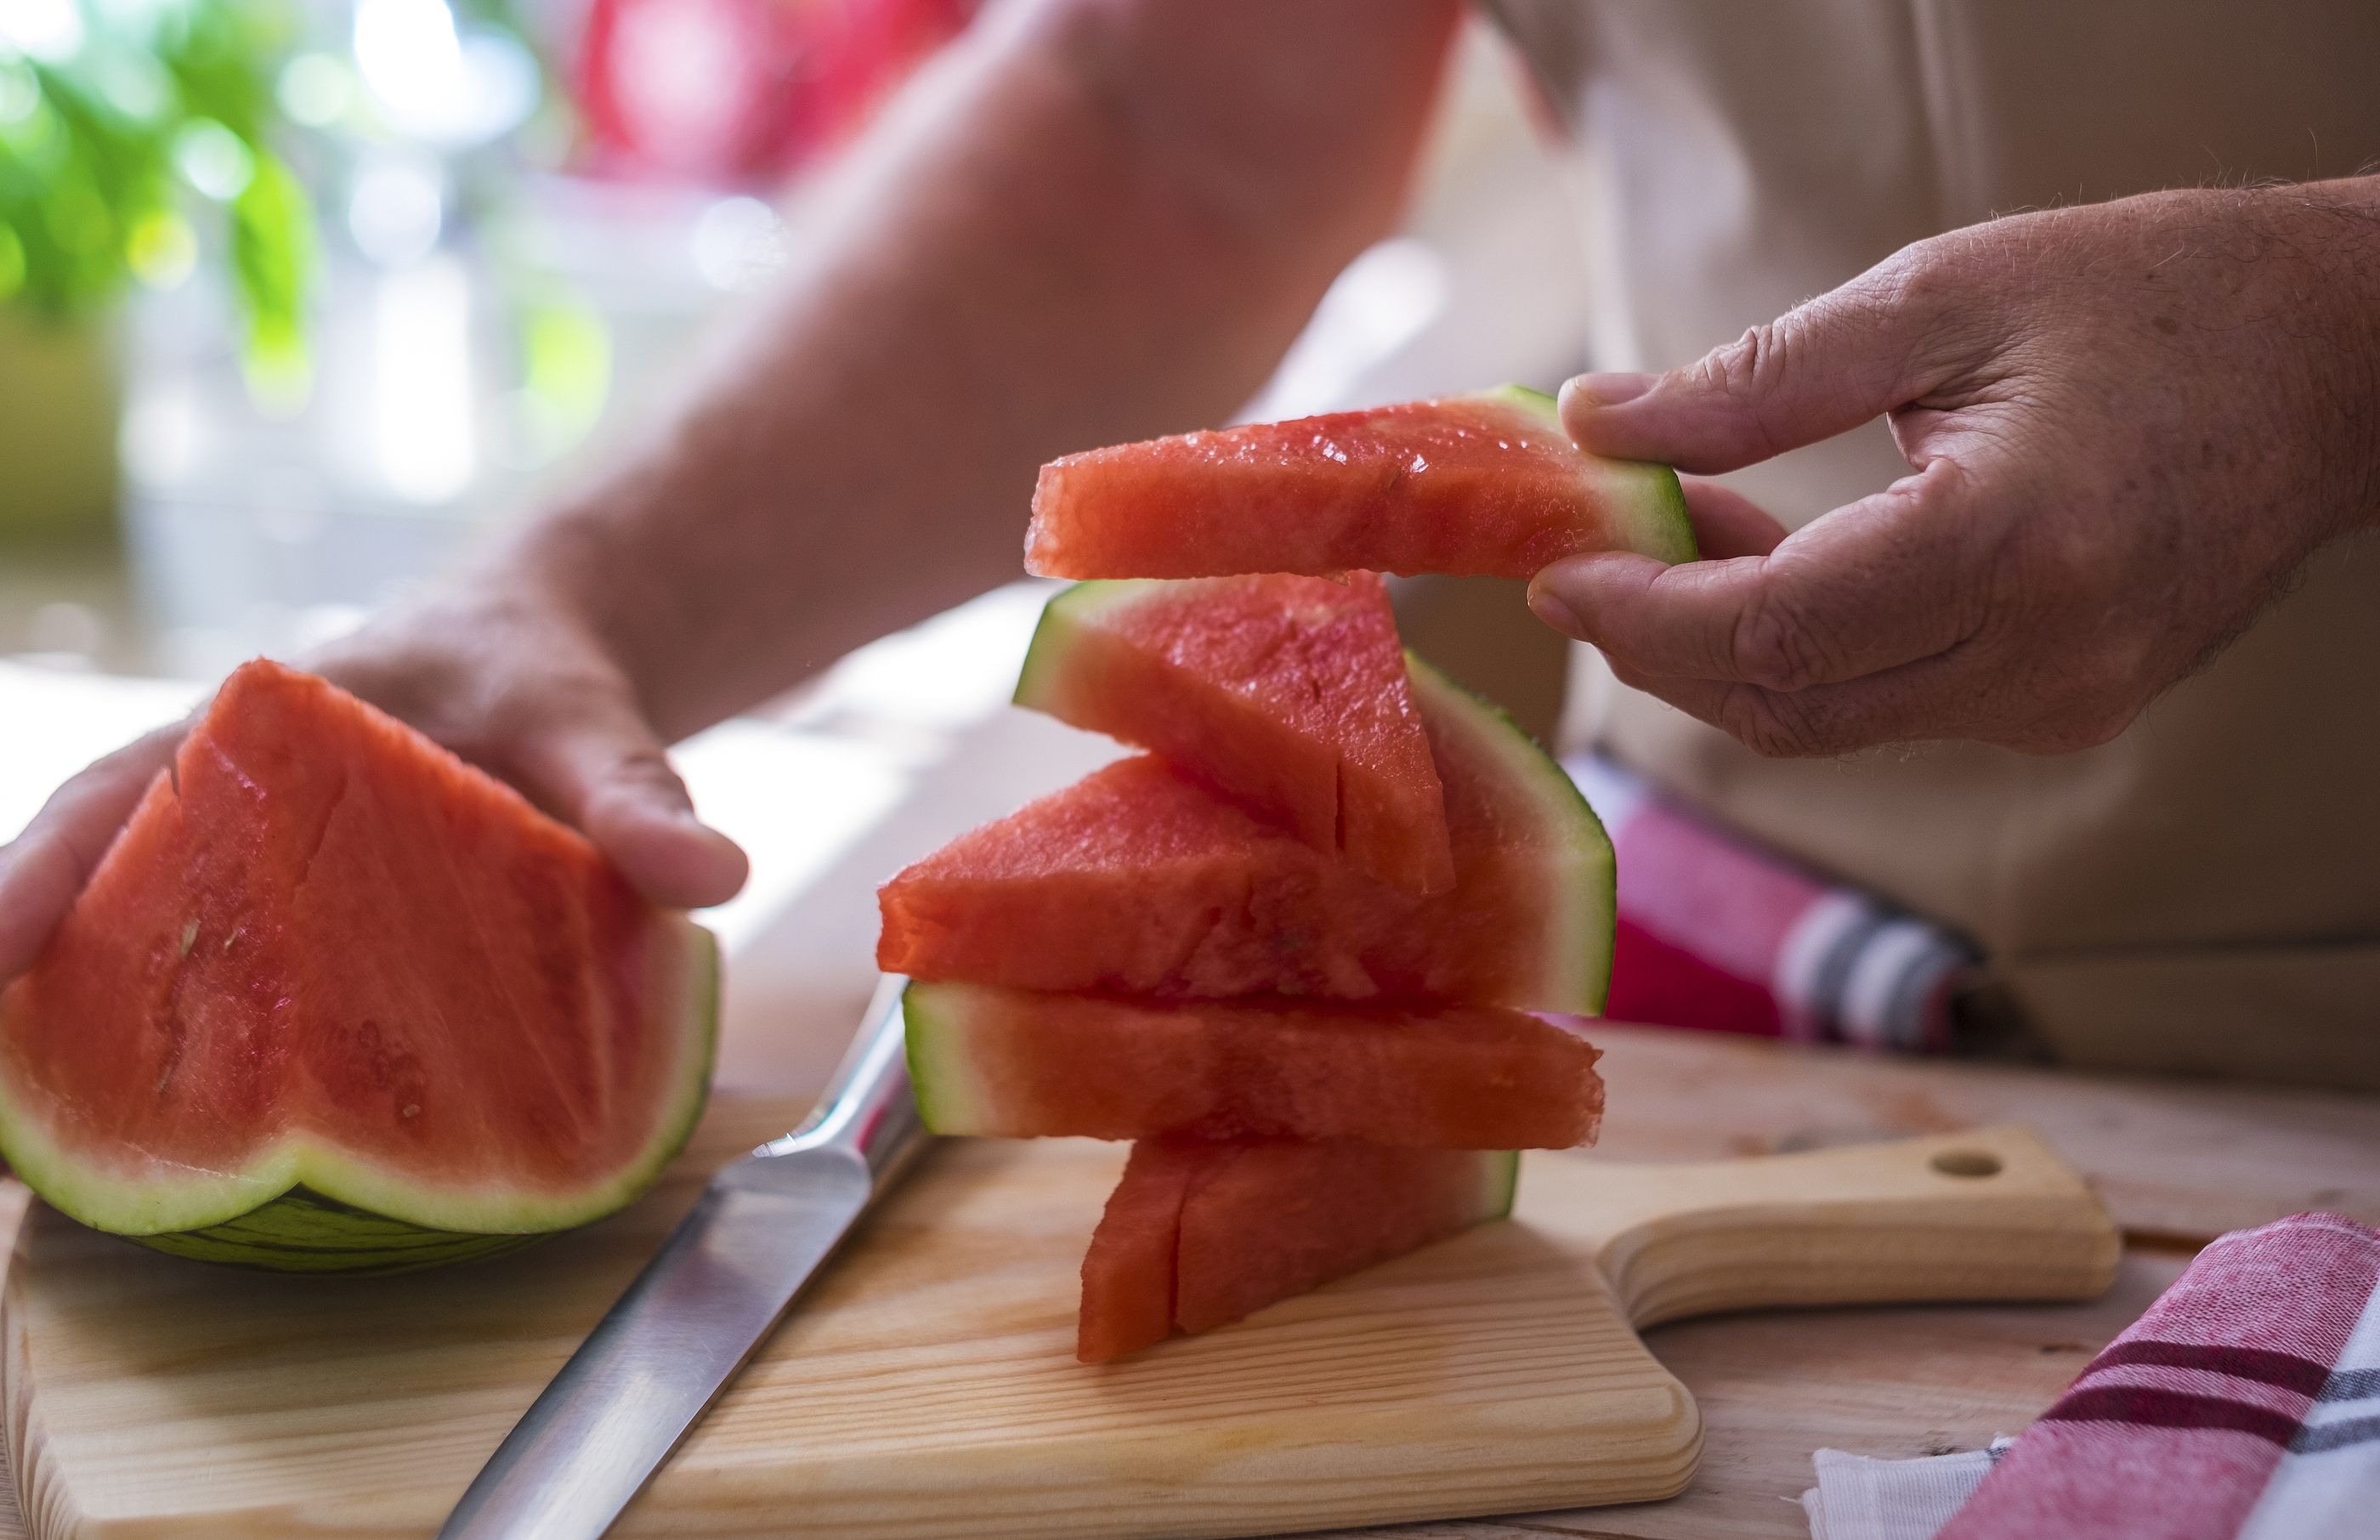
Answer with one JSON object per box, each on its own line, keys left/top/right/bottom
{"left": 3, "top": 694, "right": 2377, "bottom": 1539}
{"left": 3, "top": 1022, "right": 2370, "bottom": 1540}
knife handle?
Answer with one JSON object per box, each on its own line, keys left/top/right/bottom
{"left": 757, "top": 974, "right": 931, "bottom": 1188}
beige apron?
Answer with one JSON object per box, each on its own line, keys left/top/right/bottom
{"left": 1482, "top": 0, "right": 2380, "bottom": 1090}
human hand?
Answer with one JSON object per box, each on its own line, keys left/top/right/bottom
{"left": 1527, "top": 180, "right": 2380, "bottom": 757}
{"left": 0, "top": 578, "right": 748, "bottom": 982}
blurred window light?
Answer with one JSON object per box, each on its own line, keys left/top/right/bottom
{"left": 92, "top": 47, "right": 167, "bottom": 117}
{"left": 0, "top": 56, "right": 35, "bottom": 121}
{"left": 0, "top": 0, "right": 84, "bottom": 62}
{"left": 355, "top": 0, "right": 460, "bottom": 114}
{"left": 354, "top": 0, "right": 534, "bottom": 145}
{"left": 371, "top": 254, "right": 475, "bottom": 503}
{"left": 172, "top": 118, "right": 255, "bottom": 201}
{"left": 348, "top": 155, "right": 444, "bottom": 265}
{"left": 1238, "top": 236, "right": 1450, "bottom": 422}
{"left": 121, "top": 382, "right": 206, "bottom": 484}
{"left": 690, "top": 195, "right": 785, "bottom": 292}
{"left": 27, "top": 602, "right": 103, "bottom": 660}
{"left": 278, "top": 52, "right": 354, "bottom": 128}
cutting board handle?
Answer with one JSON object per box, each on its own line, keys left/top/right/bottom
{"left": 1569, "top": 1124, "right": 2121, "bottom": 1329}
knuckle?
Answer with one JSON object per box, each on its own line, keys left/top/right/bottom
{"left": 1717, "top": 685, "right": 1835, "bottom": 760}
{"left": 1728, "top": 584, "right": 1838, "bottom": 692}
{"left": 1869, "top": 240, "right": 1958, "bottom": 322}
{"left": 604, "top": 748, "right": 688, "bottom": 800}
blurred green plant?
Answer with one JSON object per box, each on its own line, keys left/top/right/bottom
{"left": 0, "top": 0, "right": 314, "bottom": 394}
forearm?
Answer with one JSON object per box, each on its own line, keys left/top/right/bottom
{"left": 497, "top": 0, "right": 1460, "bottom": 740}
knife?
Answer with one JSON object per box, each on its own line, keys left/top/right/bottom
{"left": 437, "top": 973, "right": 932, "bottom": 1539}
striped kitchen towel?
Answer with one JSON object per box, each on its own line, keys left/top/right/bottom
{"left": 1802, "top": 1212, "right": 2380, "bottom": 1540}
{"left": 1566, "top": 753, "right": 1976, "bottom": 1052}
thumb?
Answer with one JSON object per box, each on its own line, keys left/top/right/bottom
{"left": 1561, "top": 258, "right": 1952, "bottom": 474}
{"left": 510, "top": 689, "right": 749, "bottom": 912}
{"left": 0, "top": 725, "right": 185, "bottom": 981}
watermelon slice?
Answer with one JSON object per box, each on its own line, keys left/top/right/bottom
{"left": 1025, "top": 386, "right": 1695, "bottom": 581}
{"left": 904, "top": 982, "right": 1603, "bottom": 1147}
{"left": 879, "top": 655, "right": 1614, "bottom": 1013}
{"left": 0, "top": 661, "right": 717, "bottom": 1272}
{"left": 1012, "top": 573, "right": 1453, "bottom": 893}
{"left": 1079, "top": 1138, "right": 1518, "bottom": 1362}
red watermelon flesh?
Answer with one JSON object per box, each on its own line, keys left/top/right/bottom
{"left": 1025, "top": 387, "right": 1696, "bottom": 582}
{"left": 1012, "top": 573, "right": 1452, "bottom": 893}
{"left": 1079, "top": 1139, "right": 1517, "bottom": 1362}
{"left": 0, "top": 660, "right": 715, "bottom": 1257}
{"left": 879, "top": 657, "right": 1613, "bottom": 1014}
{"left": 904, "top": 982, "right": 1602, "bottom": 1148}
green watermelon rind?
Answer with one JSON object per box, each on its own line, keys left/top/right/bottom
{"left": 0, "top": 919, "right": 719, "bottom": 1268}
{"left": 1482, "top": 384, "right": 1698, "bottom": 567}
{"left": 1478, "top": 1149, "right": 1522, "bottom": 1221}
{"left": 901, "top": 981, "right": 982, "bottom": 1137}
{"left": 1404, "top": 650, "right": 1616, "bottom": 1016}
{"left": 1009, "top": 604, "right": 1614, "bottom": 1018}
{"left": 1010, "top": 577, "right": 1142, "bottom": 716}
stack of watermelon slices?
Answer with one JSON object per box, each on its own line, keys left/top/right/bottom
{"left": 878, "top": 571, "right": 1618, "bottom": 1362}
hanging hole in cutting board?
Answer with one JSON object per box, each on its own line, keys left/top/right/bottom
{"left": 1930, "top": 1149, "right": 2003, "bottom": 1179}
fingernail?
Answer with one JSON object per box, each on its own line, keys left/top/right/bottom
{"left": 1527, "top": 584, "right": 1586, "bottom": 639}
{"left": 1572, "top": 371, "right": 1654, "bottom": 408}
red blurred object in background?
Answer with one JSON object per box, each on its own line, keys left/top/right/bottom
{"left": 577, "top": 0, "right": 976, "bottom": 185}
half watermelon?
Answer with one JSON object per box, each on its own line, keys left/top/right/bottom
{"left": 880, "top": 654, "right": 1614, "bottom": 1014}
{"left": 0, "top": 661, "right": 717, "bottom": 1272}
{"left": 904, "top": 982, "right": 1604, "bottom": 1147}
{"left": 1012, "top": 572, "right": 1453, "bottom": 893}
{"left": 1079, "top": 1138, "right": 1518, "bottom": 1362}
{"left": 1026, "top": 386, "right": 1695, "bottom": 581}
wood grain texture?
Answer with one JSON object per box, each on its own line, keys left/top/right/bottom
{"left": 3, "top": 1106, "right": 2110, "bottom": 1538}
{"left": 1576, "top": 1024, "right": 2380, "bottom": 1241}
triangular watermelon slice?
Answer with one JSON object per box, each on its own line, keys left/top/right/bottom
{"left": 881, "top": 655, "right": 1613, "bottom": 1014}
{"left": 1026, "top": 386, "right": 1695, "bottom": 582}
{"left": 1079, "top": 1138, "right": 1517, "bottom": 1362}
{"left": 1013, "top": 572, "right": 1454, "bottom": 893}
{"left": 903, "top": 981, "right": 1604, "bottom": 1148}
{"left": 0, "top": 661, "right": 716, "bottom": 1271}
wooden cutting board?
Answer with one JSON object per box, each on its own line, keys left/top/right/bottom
{"left": 2, "top": 1099, "right": 2116, "bottom": 1540}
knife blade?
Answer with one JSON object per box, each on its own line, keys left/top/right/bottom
{"left": 438, "top": 974, "right": 932, "bottom": 1540}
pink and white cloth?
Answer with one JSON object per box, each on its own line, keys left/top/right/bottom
{"left": 1567, "top": 754, "right": 1975, "bottom": 1051}
{"left": 1804, "top": 1212, "right": 2380, "bottom": 1540}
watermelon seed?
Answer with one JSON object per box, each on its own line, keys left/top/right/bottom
{"left": 222, "top": 927, "right": 241, "bottom": 954}
{"left": 178, "top": 920, "right": 200, "bottom": 957}
{"left": 402, "top": 1104, "right": 421, "bottom": 1118}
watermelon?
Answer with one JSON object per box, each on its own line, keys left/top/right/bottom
{"left": 0, "top": 661, "right": 717, "bottom": 1272}
{"left": 904, "top": 982, "right": 1603, "bottom": 1147}
{"left": 1012, "top": 573, "right": 1453, "bottom": 893}
{"left": 879, "top": 655, "right": 1614, "bottom": 1014}
{"left": 1078, "top": 1138, "right": 1517, "bottom": 1362}
{"left": 1025, "top": 386, "right": 1696, "bottom": 581}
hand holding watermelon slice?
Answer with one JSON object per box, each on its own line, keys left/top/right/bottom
{"left": 0, "top": 662, "right": 719, "bottom": 1270}
{"left": 0, "top": 581, "right": 751, "bottom": 994}
{"left": 1025, "top": 386, "right": 1698, "bottom": 581}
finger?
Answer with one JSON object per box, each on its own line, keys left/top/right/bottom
{"left": 505, "top": 693, "right": 750, "bottom": 911}
{"left": 1560, "top": 257, "right": 1959, "bottom": 474}
{"left": 1602, "top": 651, "right": 1985, "bottom": 758}
{"left": 1679, "top": 478, "right": 1788, "bottom": 559}
{"left": 1527, "top": 459, "right": 1988, "bottom": 692}
{"left": 0, "top": 726, "right": 186, "bottom": 978}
